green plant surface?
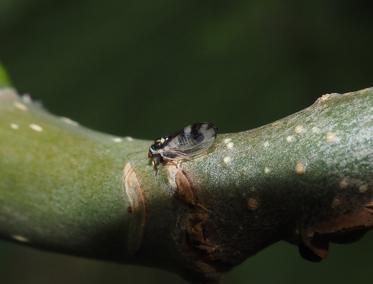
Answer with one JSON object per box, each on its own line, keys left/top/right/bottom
{"left": 0, "top": 87, "right": 372, "bottom": 283}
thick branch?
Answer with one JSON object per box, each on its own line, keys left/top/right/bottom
{"left": 0, "top": 87, "right": 372, "bottom": 283}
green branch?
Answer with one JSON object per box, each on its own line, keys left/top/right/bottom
{"left": 0, "top": 87, "right": 372, "bottom": 283}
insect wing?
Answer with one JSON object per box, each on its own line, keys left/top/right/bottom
{"left": 161, "top": 123, "right": 217, "bottom": 159}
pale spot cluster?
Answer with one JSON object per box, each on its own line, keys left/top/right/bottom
{"left": 272, "top": 108, "right": 345, "bottom": 181}
{"left": 263, "top": 141, "right": 270, "bottom": 148}
{"left": 221, "top": 138, "right": 234, "bottom": 165}
{"left": 278, "top": 122, "right": 341, "bottom": 179}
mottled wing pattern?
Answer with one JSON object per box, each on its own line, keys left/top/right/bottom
{"left": 161, "top": 122, "right": 217, "bottom": 160}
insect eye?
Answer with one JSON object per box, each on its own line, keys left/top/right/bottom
{"left": 150, "top": 143, "right": 162, "bottom": 150}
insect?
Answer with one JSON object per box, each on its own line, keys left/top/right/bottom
{"left": 148, "top": 122, "right": 217, "bottom": 171}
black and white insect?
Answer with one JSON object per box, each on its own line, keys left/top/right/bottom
{"left": 148, "top": 122, "right": 217, "bottom": 171}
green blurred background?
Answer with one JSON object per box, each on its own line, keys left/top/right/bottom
{"left": 1, "top": 0, "right": 372, "bottom": 283}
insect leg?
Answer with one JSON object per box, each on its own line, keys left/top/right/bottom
{"left": 151, "top": 155, "right": 163, "bottom": 175}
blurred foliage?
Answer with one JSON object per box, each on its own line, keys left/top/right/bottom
{"left": 0, "top": 0, "right": 373, "bottom": 283}
{"left": 0, "top": 63, "right": 11, "bottom": 87}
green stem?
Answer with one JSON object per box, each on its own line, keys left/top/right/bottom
{"left": 0, "top": 88, "right": 372, "bottom": 283}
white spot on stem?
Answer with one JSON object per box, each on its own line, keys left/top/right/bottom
{"left": 326, "top": 132, "right": 337, "bottom": 143}
{"left": 12, "top": 234, "right": 29, "bottom": 243}
{"left": 29, "top": 124, "right": 43, "bottom": 132}
{"left": 14, "top": 102, "right": 28, "bottom": 111}
{"left": 224, "top": 138, "right": 232, "bottom": 144}
{"left": 227, "top": 142, "right": 234, "bottom": 149}
{"left": 286, "top": 135, "right": 295, "bottom": 142}
{"left": 264, "top": 167, "right": 271, "bottom": 174}
{"left": 126, "top": 136, "right": 134, "bottom": 142}
{"left": 10, "top": 123, "right": 19, "bottom": 130}
{"left": 223, "top": 156, "right": 232, "bottom": 164}
{"left": 294, "top": 125, "right": 305, "bottom": 134}
{"left": 263, "top": 141, "right": 270, "bottom": 148}
{"left": 112, "top": 137, "right": 123, "bottom": 143}
{"left": 295, "top": 162, "right": 306, "bottom": 175}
